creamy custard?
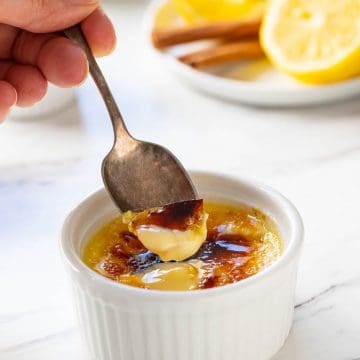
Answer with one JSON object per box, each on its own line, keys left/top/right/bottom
{"left": 122, "top": 200, "right": 208, "bottom": 261}
{"left": 83, "top": 200, "right": 283, "bottom": 291}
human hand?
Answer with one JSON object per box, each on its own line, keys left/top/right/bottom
{"left": 0, "top": 0, "right": 116, "bottom": 121}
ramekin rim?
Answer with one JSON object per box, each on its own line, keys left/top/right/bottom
{"left": 60, "top": 171, "right": 304, "bottom": 299}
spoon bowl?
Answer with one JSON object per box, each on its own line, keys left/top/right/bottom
{"left": 65, "top": 26, "right": 198, "bottom": 211}
{"left": 103, "top": 138, "right": 197, "bottom": 211}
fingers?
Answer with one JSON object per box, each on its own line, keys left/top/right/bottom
{"left": 0, "top": 80, "right": 17, "bottom": 122}
{"left": 0, "top": 0, "right": 99, "bottom": 33}
{"left": 81, "top": 8, "right": 116, "bottom": 57}
{"left": 10, "top": 31, "right": 88, "bottom": 87}
{"left": 0, "top": 24, "right": 19, "bottom": 59}
{"left": 0, "top": 6, "right": 116, "bottom": 62}
{"left": 0, "top": 1, "right": 116, "bottom": 114}
{"left": 5, "top": 7, "right": 116, "bottom": 87}
{"left": 11, "top": 30, "right": 56, "bottom": 65}
{"left": 0, "top": 61, "right": 47, "bottom": 107}
{"left": 37, "top": 37, "right": 88, "bottom": 87}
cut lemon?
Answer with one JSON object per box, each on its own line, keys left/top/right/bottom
{"left": 261, "top": 0, "right": 360, "bottom": 84}
{"left": 154, "top": 1, "right": 182, "bottom": 27}
{"left": 170, "top": 0, "right": 265, "bottom": 24}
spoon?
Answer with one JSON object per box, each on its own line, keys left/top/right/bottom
{"left": 64, "top": 26, "right": 198, "bottom": 212}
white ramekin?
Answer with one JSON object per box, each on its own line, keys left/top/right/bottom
{"left": 60, "top": 172, "right": 303, "bottom": 360}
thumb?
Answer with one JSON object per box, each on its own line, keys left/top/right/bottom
{"left": 0, "top": 0, "right": 99, "bottom": 33}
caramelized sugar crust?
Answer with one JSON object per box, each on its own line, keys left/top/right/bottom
{"left": 129, "top": 199, "right": 204, "bottom": 231}
{"left": 83, "top": 201, "right": 282, "bottom": 290}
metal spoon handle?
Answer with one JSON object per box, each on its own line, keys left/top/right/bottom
{"left": 64, "top": 25, "right": 130, "bottom": 139}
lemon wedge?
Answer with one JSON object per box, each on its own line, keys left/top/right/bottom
{"left": 261, "top": 0, "right": 360, "bottom": 84}
{"left": 170, "top": 0, "right": 265, "bottom": 23}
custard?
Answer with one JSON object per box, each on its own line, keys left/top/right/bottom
{"left": 83, "top": 200, "right": 283, "bottom": 291}
{"left": 122, "top": 200, "right": 208, "bottom": 261}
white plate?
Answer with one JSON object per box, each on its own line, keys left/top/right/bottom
{"left": 144, "top": 0, "right": 360, "bottom": 107}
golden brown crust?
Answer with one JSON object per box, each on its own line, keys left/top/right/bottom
{"left": 84, "top": 201, "right": 282, "bottom": 290}
{"left": 130, "top": 199, "right": 204, "bottom": 231}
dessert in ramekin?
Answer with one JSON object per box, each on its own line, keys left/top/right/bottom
{"left": 83, "top": 199, "right": 283, "bottom": 291}
{"left": 61, "top": 172, "right": 303, "bottom": 360}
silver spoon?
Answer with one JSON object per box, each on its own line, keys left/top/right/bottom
{"left": 64, "top": 26, "right": 198, "bottom": 212}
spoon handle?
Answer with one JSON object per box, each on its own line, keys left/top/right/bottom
{"left": 64, "top": 25, "right": 130, "bottom": 139}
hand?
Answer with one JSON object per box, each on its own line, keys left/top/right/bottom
{"left": 0, "top": 0, "right": 116, "bottom": 121}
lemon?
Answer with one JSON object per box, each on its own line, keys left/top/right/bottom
{"left": 155, "top": 1, "right": 181, "bottom": 27}
{"left": 170, "top": 0, "right": 265, "bottom": 23}
{"left": 261, "top": 0, "right": 360, "bottom": 84}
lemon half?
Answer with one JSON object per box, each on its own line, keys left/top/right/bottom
{"left": 171, "top": 0, "right": 265, "bottom": 23}
{"left": 261, "top": 0, "right": 360, "bottom": 84}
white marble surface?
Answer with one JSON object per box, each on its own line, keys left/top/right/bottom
{"left": 1, "top": 1, "right": 360, "bottom": 359}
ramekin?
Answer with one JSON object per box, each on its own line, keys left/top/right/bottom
{"left": 60, "top": 172, "right": 303, "bottom": 360}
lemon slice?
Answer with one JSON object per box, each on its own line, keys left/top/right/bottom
{"left": 170, "top": 0, "right": 265, "bottom": 24}
{"left": 261, "top": 0, "right": 360, "bottom": 84}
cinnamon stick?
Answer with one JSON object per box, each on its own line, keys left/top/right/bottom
{"left": 152, "top": 19, "right": 261, "bottom": 49}
{"left": 178, "top": 40, "right": 263, "bottom": 69}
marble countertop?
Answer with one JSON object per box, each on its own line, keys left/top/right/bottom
{"left": 1, "top": 1, "right": 360, "bottom": 359}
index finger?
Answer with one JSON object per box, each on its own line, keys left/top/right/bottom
{"left": 81, "top": 8, "right": 116, "bottom": 57}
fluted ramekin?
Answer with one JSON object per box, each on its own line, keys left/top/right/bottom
{"left": 61, "top": 172, "right": 303, "bottom": 360}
